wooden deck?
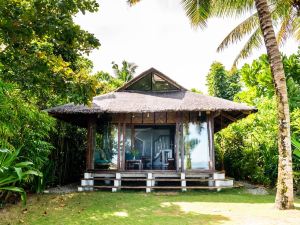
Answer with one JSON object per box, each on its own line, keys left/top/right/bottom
{"left": 78, "top": 170, "right": 234, "bottom": 192}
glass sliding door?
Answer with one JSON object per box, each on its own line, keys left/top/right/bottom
{"left": 125, "top": 125, "right": 176, "bottom": 170}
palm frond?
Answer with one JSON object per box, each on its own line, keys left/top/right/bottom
{"left": 217, "top": 12, "right": 260, "bottom": 52}
{"left": 291, "top": 14, "right": 300, "bottom": 41}
{"left": 276, "top": 5, "right": 294, "bottom": 46}
{"left": 212, "top": 0, "right": 256, "bottom": 18}
{"left": 181, "top": 0, "right": 211, "bottom": 28}
{"left": 233, "top": 27, "right": 263, "bottom": 67}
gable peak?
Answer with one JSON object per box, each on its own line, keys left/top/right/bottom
{"left": 117, "top": 67, "right": 186, "bottom": 92}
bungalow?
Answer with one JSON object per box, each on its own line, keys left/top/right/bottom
{"left": 47, "top": 68, "right": 256, "bottom": 192}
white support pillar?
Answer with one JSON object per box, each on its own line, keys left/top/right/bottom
{"left": 213, "top": 172, "right": 225, "bottom": 180}
{"left": 181, "top": 173, "right": 187, "bottom": 192}
{"left": 146, "top": 173, "right": 152, "bottom": 193}
{"left": 208, "top": 180, "right": 215, "bottom": 187}
{"left": 79, "top": 172, "right": 94, "bottom": 191}
{"left": 112, "top": 173, "right": 121, "bottom": 192}
{"left": 84, "top": 172, "right": 92, "bottom": 179}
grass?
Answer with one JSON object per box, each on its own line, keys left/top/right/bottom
{"left": 1, "top": 189, "right": 300, "bottom": 225}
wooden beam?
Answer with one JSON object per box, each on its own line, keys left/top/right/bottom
{"left": 242, "top": 110, "right": 252, "bottom": 115}
{"left": 213, "top": 111, "right": 221, "bottom": 118}
{"left": 221, "top": 112, "right": 237, "bottom": 122}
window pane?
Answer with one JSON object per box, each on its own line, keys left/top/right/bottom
{"left": 183, "top": 118, "right": 210, "bottom": 170}
{"left": 152, "top": 74, "right": 178, "bottom": 91}
{"left": 126, "top": 74, "right": 152, "bottom": 91}
{"left": 94, "top": 123, "right": 118, "bottom": 170}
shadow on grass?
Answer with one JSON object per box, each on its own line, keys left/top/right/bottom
{"left": 83, "top": 201, "right": 230, "bottom": 225}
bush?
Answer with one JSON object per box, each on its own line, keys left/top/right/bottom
{"left": 0, "top": 148, "right": 42, "bottom": 206}
{"left": 43, "top": 122, "right": 87, "bottom": 187}
{"left": 0, "top": 80, "right": 54, "bottom": 198}
{"left": 215, "top": 97, "right": 278, "bottom": 186}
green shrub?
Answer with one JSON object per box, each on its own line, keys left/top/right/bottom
{"left": 215, "top": 97, "right": 278, "bottom": 186}
{"left": 0, "top": 148, "right": 42, "bottom": 206}
{"left": 0, "top": 80, "right": 54, "bottom": 194}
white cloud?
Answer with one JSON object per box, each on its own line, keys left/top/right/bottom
{"left": 74, "top": 0, "right": 299, "bottom": 93}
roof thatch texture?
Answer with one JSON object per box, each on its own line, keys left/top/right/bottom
{"left": 47, "top": 91, "right": 256, "bottom": 115}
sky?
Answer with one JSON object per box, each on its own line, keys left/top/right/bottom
{"left": 74, "top": 0, "right": 298, "bottom": 93}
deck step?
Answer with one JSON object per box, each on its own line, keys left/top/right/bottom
{"left": 79, "top": 171, "right": 234, "bottom": 192}
{"left": 82, "top": 178, "right": 233, "bottom": 182}
{"left": 90, "top": 185, "right": 235, "bottom": 189}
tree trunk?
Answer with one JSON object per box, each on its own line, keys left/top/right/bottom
{"left": 254, "top": 0, "right": 294, "bottom": 209}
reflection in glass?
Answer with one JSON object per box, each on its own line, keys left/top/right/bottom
{"left": 152, "top": 74, "right": 178, "bottom": 91}
{"left": 125, "top": 73, "right": 179, "bottom": 92}
{"left": 183, "top": 120, "right": 210, "bottom": 170}
{"left": 94, "top": 123, "right": 118, "bottom": 170}
{"left": 124, "top": 126, "right": 175, "bottom": 170}
{"left": 126, "top": 74, "right": 152, "bottom": 91}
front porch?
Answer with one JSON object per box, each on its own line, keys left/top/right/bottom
{"left": 81, "top": 109, "right": 246, "bottom": 191}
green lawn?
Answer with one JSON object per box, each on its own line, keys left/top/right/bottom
{"left": 1, "top": 189, "right": 300, "bottom": 225}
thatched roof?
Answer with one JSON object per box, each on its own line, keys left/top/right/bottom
{"left": 47, "top": 90, "right": 255, "bottom": 114}
{"left": 47, "top": 68, "right": 256, "bottom": 129}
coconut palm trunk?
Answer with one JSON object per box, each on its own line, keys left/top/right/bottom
{"left": 254, "top": 0, "right": 294, "bottom": 209}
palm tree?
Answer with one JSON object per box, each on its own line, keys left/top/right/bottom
{"left": 112, "top": 60, "right": 138, "bottom": 82}
{"left": 128, "top": 0, "right": 294, "bottom": 209}
{"left": 254, "top": 0, "right": 293, "bottom": 210}
{"left": 216, "top": 0, "right": 300, "bottom": 66}
{"left": 183, "top": 0, "right": 294, "bottom": 210}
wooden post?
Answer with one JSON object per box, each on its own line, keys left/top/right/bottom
{"left": 175, "top": 114, "right": 180, "bottom": 172}
{"left": 180, "top": 121, "right": 184, "bottom": 172}
{"left": 207, "top": 112, "right": 215, "bottom": 170}
{"left": 122, "top": 123, "right": 126, "bottom": 171}
{"left": 131, "top": 124, "right": 134, "bottom": 151}
{"left": 117, "top": 123, "right": 121, "bottom": 170}
{"left": 176, "top": 112, "right": 184, "bottom": 172}
{"left": 211, "top": 115, "right": 215, "bottom": 170}
{"left": 86, "top": 118, "right": 96, "bottom": 170}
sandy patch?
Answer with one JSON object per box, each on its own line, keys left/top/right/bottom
{"left": 161, "top": 202, "right": 300, "bottom": 225}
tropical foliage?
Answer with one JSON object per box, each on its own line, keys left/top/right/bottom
{"left": 0, "top": 0, "right": 101, "bottom": 205}
{"left": 206, "top": 62, "right": 241, "bottom": 100}
{"left": 0, "top": 80, "right": 54, "bottom": 169}
{"left": 112, "top": 60, "right": 138, "bottom": 83}
{"left": 0, "top": 0, "right": 100, "bottom": 108}
{"left": 0, "top": 148, "right": 42, "bottom": 205}
{"left": 216, "top": 0, "right": 300, "bottom": 66}
{"left": 212, "top": 51, "right": 300, "bottom": 192}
